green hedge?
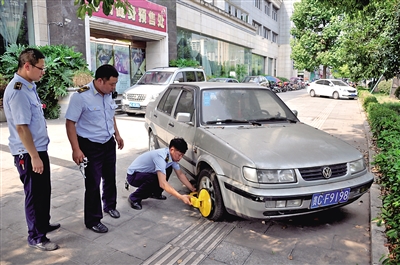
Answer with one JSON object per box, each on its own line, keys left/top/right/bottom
{"left": 366, "top": 101, "right": 400, "bottom": 264}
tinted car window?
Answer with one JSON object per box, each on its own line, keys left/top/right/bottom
{"left": 185, "top": 71, "right": 196, "bottom": 82}
{"left": 196, "top": 71, "right": 205, "bottom": 81}
{"left": 158, "top": 88, "right": 180, "bottom": 115}
{"left": 315, "top": 80, "right": 325, "bottom": 85}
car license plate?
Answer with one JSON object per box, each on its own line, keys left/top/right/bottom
{"left": 129, "top": 102, "right": 140, "bottom": 108}
{"left": 310, "top": 188, "right": 350, "bottom": 209}
{"left": 350, "top": 94, "right": 356, "bottom": 96}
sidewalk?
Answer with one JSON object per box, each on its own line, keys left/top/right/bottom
{"left": 0, "top": 94, "right": 388, "bottom": 265}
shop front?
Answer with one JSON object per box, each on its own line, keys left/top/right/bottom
{"left": 88, "top": 0, "right": 169, "bottom": 94}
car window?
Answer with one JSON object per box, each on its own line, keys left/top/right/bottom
{"left": 201, "top": 88, "right": 294, "bottom": 124}
{"left": 185, "top": 71, "right": 196, "bottom": 82}
{"left": 196, "top": 71, "right": 205, "bottom": 81}
{"left": 331, "top": 80, "right": 347, "bottom": 86}
{"left": 315, "top": 80, "right": 324, "bottom": 85}
{"left": 174, "top": 90, "right": 194, "bottom": 122}
{"left": 174, "top": 72, "right": 184, "bottom": 82}
{"left": 157, "top": 87, "right": 180, "bottom": 115}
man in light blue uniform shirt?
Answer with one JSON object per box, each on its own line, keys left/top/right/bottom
{"left": 126, "top": 138, "right": 196, "bottom": 210}
{"left": 3, "top": 48, "right": 59, "bottom": 251}
{"left": 65, "top": 64, "right": 124, "bottom": 233}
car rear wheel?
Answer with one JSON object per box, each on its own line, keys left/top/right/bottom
{"left": 309, "top": 89, "right": 316, "bottom": 97}
{"left": 333, "top": 91, "right": 339, "bottom": 99}
{"left": 197, "top": 168, "right": 225, "bottom": 221}
{"left": 149, "top": 131, "right": 159, "bottom": 151}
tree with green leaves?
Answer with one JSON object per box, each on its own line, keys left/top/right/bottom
{"left": 290, "top": 0, "right": 342, "bottom": 78}
{"left": 74, "top": 0, "right": 132, "bottom": 19}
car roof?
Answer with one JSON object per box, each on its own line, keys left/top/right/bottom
{"left": 169, "top": 82, "right": 269, "bottom": 91}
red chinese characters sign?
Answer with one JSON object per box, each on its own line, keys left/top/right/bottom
{"left": 93, "top": 0, "right": 167, "bottom": 33}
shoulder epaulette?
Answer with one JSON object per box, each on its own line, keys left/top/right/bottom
{"left": 14, "top": 82, "right": 22, "bottom": 90}
{"left": 77, "top": 86, "right": 90, "bottom": 93}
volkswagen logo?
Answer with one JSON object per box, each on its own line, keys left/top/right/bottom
{"left": 322, "top": 167, "right": 332, "bottom": 179}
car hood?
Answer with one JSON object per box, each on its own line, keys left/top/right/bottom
{"left": 200, "top": 123, "right": 362, "bottom": 169}
{"left": 125, "top": 84, "right": 167, "bottom": 94}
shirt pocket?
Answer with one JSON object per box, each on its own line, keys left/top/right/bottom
{"left": 106, "top": 103, "right": 118, "bottom": 118}
{"left": 30, "top": 102, "right": 43, "bottom": 119}
{"left": 86, "top": 105, "right": 102, "bottom": 124}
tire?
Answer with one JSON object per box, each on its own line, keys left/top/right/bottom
{"left": 197, "top": 168, "right": 225, "bottom": 221}
{"left": 310, "top": 90, "right": 316, "bottom": 97}
{"left": 148, "top": 131, "right": 159, "bottom": 151}
{"left": 333, "top": 91, "right": 339, "bottom": 99}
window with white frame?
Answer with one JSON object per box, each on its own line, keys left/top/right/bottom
{"left": 263, "top": 27, "right": 270, "bottom": 39}
{"left": 255, "top": 0, "right": 261, "bottom": 9}
{"left": 253, "top": 21, "right": 262, "bottom": 36}
{"left": 272, "top": 32, "right": 278, "bottom": 43}
{"left": 272, "top": 6, "right": 278, "bottom": 21}
{"left": 265, "top": 1, "right": 271, "bottom": 16}
{"left": 241, "top": 12, "right": 249, "bottom": 23}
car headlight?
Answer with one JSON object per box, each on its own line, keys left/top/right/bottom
{"left": 349, "top": 158, "right": 366, "bottom": 174}
{"left": 243, "top": 167, "right": 296, "bottom": 184}
{"left": 122, "top": 93, "right": 127, "bottom": 100}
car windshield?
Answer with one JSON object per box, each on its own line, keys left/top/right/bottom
{"left": 331, "top": 80, "right": 348, "bottom": 86}
{"left": 137, "top": 71, "right": 173, "bottom": 85}
{"left": 201, "top": 88, "right": 298, "bottom": 125}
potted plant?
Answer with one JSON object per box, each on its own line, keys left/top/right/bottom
{"left": 0, "top": 73, "right": 9, "bottom": 122}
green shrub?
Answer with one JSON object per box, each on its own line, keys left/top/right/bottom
{"left": 362, "top": 95, "right": 378, "bottom": 110}
{"left": 0, "top": 44, "right": 88, "bottom": 119}
{"left": 377, "top": 79, "right": 392, "bottom": 95}
{"left": 169, "top": 58, "right": 199, "bottom": 67}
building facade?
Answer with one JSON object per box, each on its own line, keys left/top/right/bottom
{"left": 1, "top": 0, "right": 302, "bottom": 94}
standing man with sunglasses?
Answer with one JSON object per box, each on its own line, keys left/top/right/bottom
{"left": 126, "top": 137, "right": 196, "bottom": 210}
{"left": 65, "top": 64, "right": 124, "bottom": 233}
{"left": 3, "top": 48, "right": 60, "bottom": 251}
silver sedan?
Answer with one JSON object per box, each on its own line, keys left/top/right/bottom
{"left": 145, "top": 82, "right": 373, "bottom": 221}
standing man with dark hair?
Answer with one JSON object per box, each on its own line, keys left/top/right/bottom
{"left": 126, "top": 137, "right": 196, "bottom": 210}
{"left": 3, "top": 48, "right": 60, "bottom": 251}
{"left": 65, "top": 64, "right": 124, "bottom": 233}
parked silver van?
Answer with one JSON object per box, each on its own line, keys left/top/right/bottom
{"left": 121, "top": 67, "right": 206, "bottom": 115}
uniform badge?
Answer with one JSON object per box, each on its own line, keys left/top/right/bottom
{"left": 77, "top": 86, "right": 89, "bottom": 93}
{"left": 165, "top": 154, "right": 169, "bottom": 162}
{"left": 14, "top": 82, "right": 22, "bottom": 90}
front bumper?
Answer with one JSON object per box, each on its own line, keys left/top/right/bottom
{"left": 218, "top": 172, "right": 374, "bottom": 220}
{"left": 121, "top": 104, "right": 146, "bottom": 114}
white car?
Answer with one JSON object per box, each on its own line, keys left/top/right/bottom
{"left": 121, "top": 67, "right": 206, "bottom": 115}
{"left": 307, "top": 79, "right": 358, "bottom": 99}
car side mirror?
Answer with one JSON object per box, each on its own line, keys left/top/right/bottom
{"left": 112, "top": 91, "right": 118, "bottom": 99}
{"left": 176, "top": 112, "right": 191, "bottom": 122}
{"left": 292, "top": 110, "right": 298, "bottom": 116}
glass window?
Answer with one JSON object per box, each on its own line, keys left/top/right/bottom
{"left": 272, "top": 32, "right": 278, "bottom": 43}
{"left": 253, "top": 21, "right": 262, "bottom": 36}
{"left": 174, "top": 72, "right": 184, "bottom": 82}
{"left": 196, "top": 71, "right": 205, "bottom": 81}
{"left": 265, "top": 1, "right": 271, "bottom": 16}
{"left": 185, "top": 71, "right": 196, "bottom": 82}
{"left": 272, "top": 7, "right": 278, "bottom": 21}
{"left": 174, "top": 90, "right": 194, "bottom": 122}
{"left": 255, "top": 0, "right": 261, "bottom": 9}
{"left": 158, "top": 88, "right": 180, "bottom": 115}
{"left": 263, "top": 27, "right": 270, "bottom": 39}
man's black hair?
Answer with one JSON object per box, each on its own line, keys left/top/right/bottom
{"left": 95, "top": 64, "right": 119, "bottom": 80}
{"left": 18, "top": 48, "right": 45, "bottom": 69}
{"left": 169, "top": 137, "right": 188, "bottom": 154}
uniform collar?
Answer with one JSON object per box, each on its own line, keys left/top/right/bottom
{"left": 14, "top": 73, "right": 35, "bottom": 90}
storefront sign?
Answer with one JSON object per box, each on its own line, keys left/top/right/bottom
{"left": 93, "top": 0, "right": 167, "bottom": 33}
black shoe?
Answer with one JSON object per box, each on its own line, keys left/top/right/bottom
{"left": 28, "top": 240, "right": 59, "bottom": 251}
{"left": 150, "top": 194, "right": 167, "bottom": 200}
{"left": 46, "top": 223, "right": 61, "bottom": 233}
{"left": 128, "top": 198, "right": 142, "bottom": 210}
{"left": 105, "top": 209, "right": 120, "bottom": 218}
{"left": 87, "top": 222, "right": 108, "bottom": 233}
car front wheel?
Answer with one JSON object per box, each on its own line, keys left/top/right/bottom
{"left": 333, "top": 91, "right": 339, "bottom": 99}
{"left": 149, "top": 131, "right": 159, "bottom": 151}
{"left": 197, "top": 168, "right": 225, "bottom": 221}
{"left": 309, "top": 89, "right": 316, "bottom": 97}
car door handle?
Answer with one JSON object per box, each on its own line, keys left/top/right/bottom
{"left": 168, "top": 122, "right": 174, "bottom": 127}
{"left": 153, "top": 114, "right": 157, "bottom": 118}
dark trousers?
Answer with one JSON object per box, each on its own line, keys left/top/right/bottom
{"left": 15, "top": 152, "right": 51, "bottom": 244}
{"left": 127, "top": 167, "right": 172, "bottom": 202}
{"left": 78, "top": 136, "right": 116, "bottom": 227}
